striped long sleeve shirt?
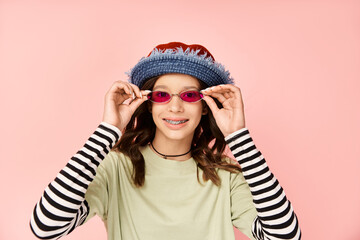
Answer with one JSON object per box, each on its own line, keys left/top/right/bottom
{"left": 225, "top": 129, "right": 301, "bottom": 239}
{"left": 30, "top": 122, "right": 301, "bottom": 239}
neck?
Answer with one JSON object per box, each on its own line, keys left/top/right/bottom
{"left": 151, "top": 135, "right": 193, "bottom": 161}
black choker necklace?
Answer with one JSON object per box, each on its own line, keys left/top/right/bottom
{"left": 150, "top": 142, "right": 191, "bottom": 159}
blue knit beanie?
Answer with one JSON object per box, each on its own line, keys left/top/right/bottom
{"left": 127, "top": 42, "right": 234, "bottom": 89}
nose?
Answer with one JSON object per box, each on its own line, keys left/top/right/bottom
{"left": 167, "top": 95, "right": 184, "bottom": 112}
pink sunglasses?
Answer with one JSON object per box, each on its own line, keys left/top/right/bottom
{"left": 147, "top": 90, "right": 204, "bottom": 103}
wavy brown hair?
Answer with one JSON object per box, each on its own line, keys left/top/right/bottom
{"left": 111, "top": 76, "right": 241, "bottom": 187}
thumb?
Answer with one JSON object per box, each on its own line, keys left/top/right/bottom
{"left": 128, "top": 97, "right": 147, "bottom": 113}
{"left": 202, "top": 96, "right": 219, "bottom": 114}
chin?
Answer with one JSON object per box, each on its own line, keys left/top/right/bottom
{"left": 155, "top": 123, "right": 197, "bottom": 142}
{"left": 161, "top": 129, "right": 194, "bottom": 141}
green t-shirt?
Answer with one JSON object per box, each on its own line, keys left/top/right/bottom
{"left": 84, "top": 144, "right": 257, "bottom": 240}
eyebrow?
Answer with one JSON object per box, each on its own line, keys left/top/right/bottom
{"left": 153, "top": 85, "right": 200, "bottom": 91}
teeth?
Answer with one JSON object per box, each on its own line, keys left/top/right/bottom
{"left": 164, "top": 119, "right": 187, "bottom": 125}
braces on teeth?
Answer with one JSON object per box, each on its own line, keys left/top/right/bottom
{"left": 164, "top": 119, "right": 187, "bottom": 125}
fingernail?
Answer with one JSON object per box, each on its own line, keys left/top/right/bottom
{"left": 140, "top": 92, "right": 143, "bottom": 98}
{"left": 144, "top": 90, "right": 151, "bottom": 93}
{"left": 132, "top": 92, "right": 135, "bottom": 99}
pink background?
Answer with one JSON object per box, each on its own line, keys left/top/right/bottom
{"left": 1, "top": 0, "right": 359, "bottom": 239}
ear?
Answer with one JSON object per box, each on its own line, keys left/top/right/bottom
{"left": 202, "top": 106, "right": 208, "bottom": 115}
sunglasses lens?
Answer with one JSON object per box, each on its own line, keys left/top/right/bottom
{"left": 180, "top": 91, "right": 203, "bottom": 102}
{"left": 148, "top": 91, "right": 171, "bottom": 103}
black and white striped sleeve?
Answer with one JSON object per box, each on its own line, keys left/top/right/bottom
{"left": 225, "top": 128, "right": 301, "bottom": 240}
{"left": 30, "top": 122, "right": 121, "bottom": 239}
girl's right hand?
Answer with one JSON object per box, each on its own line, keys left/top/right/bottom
{"left": 102, "top": 81, "right": 149, "bottom": 131}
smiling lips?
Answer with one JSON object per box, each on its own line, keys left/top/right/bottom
{"left": 162, "top": 118, "right": 189, "bottom": 129}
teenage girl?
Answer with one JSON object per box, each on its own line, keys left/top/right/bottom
{"left": 30, "top": 42, "right": 301, "bottom": 240}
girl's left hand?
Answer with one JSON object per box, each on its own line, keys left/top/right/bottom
{"left": 201, "top": 84, "right": 246, "bottom": 137}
